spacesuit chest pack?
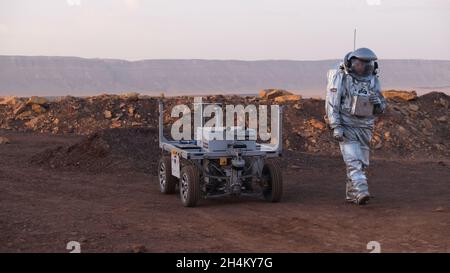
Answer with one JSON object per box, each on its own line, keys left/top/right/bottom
{"left": 345, "top": 75, "right": 376, "bottom": 117}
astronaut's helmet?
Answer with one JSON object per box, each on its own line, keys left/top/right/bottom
{"left": 345, "top": 48, "right": 378, "bottom": 77}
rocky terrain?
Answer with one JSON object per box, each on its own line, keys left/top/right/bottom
{"left": 0, "top": 89, "right": 449, "bottom": 167}
{"left": 1, "top": 90, "right": 449, "bottom": 253}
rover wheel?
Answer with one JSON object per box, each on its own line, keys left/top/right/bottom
{"left": 261, "top": 160, "right": 283, "bottom": 202}
{"left": 179, "top": 165, "right": 200, "bottom": 207}
{"left": 158, "top": 156, "right": 177, "bottom": 194}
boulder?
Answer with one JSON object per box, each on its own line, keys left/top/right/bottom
{"left": 120, "top": 92, "right": 140, "bottom": 101}
{"left": 32, "top": 104, "right": 46, "bottom": 114}
{"left": 258, "top": 89, "right": 270, "bottom": 98}
{"left": 259, "top": 89, "right": 293, "bottom": 99}
{"left": 27, "top": 96, "right": 48, "bottom": 105}
{"left": 274, "top": 95, "right": 301, "bottom": 103}
{"left": 382, "top": 90, "right": 417, "bottom": 101}
{"left": 0, "top": 96, "right": 18, "bottom": 105}
{"left": 266, "top": 89, "right": 293, "bottom": 100}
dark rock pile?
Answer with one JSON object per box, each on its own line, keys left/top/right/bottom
{"left": 1, "top": 90, "right": 449, "bottom": 161}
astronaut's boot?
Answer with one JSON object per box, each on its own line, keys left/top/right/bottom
{"left": 346, "top": 179, "right": 370, "bottom": 205}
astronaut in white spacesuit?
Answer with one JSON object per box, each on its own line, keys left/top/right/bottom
{"left": 325, "top": 48, "right": 387, "bottom": 205}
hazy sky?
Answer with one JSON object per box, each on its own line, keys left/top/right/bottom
{"left": 0, "top": 0, "right": 449, "bottom": 60}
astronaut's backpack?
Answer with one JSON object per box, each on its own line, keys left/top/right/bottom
{"left": 324, "top": 63, "right": 345, "bottom": 128}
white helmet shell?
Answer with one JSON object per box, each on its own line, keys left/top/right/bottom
{"left": 348, "top": 48, "right": 378, "bottom": 61}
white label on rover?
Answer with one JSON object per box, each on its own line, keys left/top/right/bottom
{"left": 171, "top": 151, "right": 180, "bottom": 178}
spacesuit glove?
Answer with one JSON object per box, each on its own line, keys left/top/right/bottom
{"left": 333, "top": 126, "right": 344, "bottom": 142}
{"left": 369, "top": 94, "right": 381, "bottom": 105}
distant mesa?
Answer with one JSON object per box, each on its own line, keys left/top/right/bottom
{"left": 0, "top": 56, "right": 449, "bottom": 97}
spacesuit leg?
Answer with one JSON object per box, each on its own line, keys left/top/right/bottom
{"left": 339, "top": 127, "right": 372, "bottom": 204}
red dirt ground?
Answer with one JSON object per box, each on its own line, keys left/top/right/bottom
{"left": 0, "top": 130, "right": 449, "bottom": 253}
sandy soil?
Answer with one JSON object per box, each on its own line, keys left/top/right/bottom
{"left": 0, "top": 130, "right": 449, "bottom": 253}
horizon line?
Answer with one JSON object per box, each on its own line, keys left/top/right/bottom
{"left": 1, "top": 54, "right": 450, "bottom": 63}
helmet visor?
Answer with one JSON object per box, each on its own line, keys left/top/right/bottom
{"left": 350, "top": 58, "right": 375, "bottom": 76}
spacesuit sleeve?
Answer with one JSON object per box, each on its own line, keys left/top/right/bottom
{"left": 325, "top": 69, "right": 344, "bottom": 129}
{"left": 373, "top": 76, "right": 387, "bottom": 115}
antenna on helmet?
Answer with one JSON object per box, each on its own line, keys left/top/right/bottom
{"left": 353, "top": 28, "right": 357, "bottom": 51}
